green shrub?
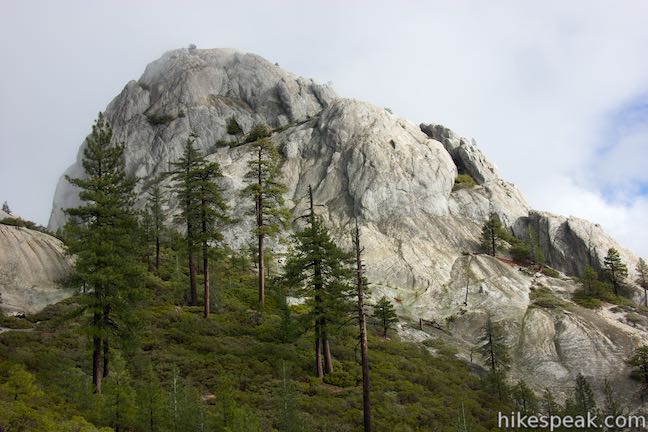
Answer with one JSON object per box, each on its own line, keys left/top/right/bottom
{"left": 146, "top": 113, "right": 175, "bottom": 126}
{"left": 510, "top": 241, "right": 531, "bottom": 262}
{"left": 323, "top": 370, "right": 357, "bottom": 388}
{"left": 453, "top": 174, "right": 477, "bottom": 191}
{"left": 529, "top": 287, "right": 566, "bottom": 309}
{"left": 244, "top": 123, "right": 271, "bottom": 143}
{"left": 540, "top": 267, "right": 561, "bottom": 278}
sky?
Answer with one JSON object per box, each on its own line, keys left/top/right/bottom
{"left": 1, "top": 1, "right": 647, "bottom": 256}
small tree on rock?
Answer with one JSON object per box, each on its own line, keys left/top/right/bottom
{"left": 636, "top": 258, "right": 648, "bottom": 307}
{"left": 373, "top": 296, "right": 398, "bottom": 337}
{"left": 603, "top": 248, "right": 627, "bottom": 296}
{"left": 480, "top": 214, "right": 507, "bottom": 257}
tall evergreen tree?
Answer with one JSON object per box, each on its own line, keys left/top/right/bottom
{"left": 477, "top": 315, "right": 510, "bottom": 401}
{"left": 194, "top": 160, "right": 228, "bottom": 317}
{"left": 353, "top": 219, "right": 372, "bottom": 432}
{"left": 580, "top": 266, "right": 599, "bottom": 296}
{"left": 373, "top": 296, "right": 398, "bottom": 337}
{"left": 602, "top": 378, "right": 624, "bottom": 431}
{"left": 636, "top": 258, "right": 648, "bottom": 307}
{"left": 64, "top": 113, "right": 142, "bottom": 394}
{"left": 242, "top": 137, "right": 290, "bottom": 307}
{"left": 146, "top": 180, "right": 166, "bottom": 273}
{"left": 511, "top": 380, "right": 538, "bottom": 415}
{"left": 570, "top": 373, "right": 597, "bottom": 418}
{"left": 603, "top": 248, "right": 628, "bottom": 296}
{"left": 169, "top": 136, "right": 203, "bottom": 306}
{"left": 283, "top": 186, "right": 354, "bottom": 377}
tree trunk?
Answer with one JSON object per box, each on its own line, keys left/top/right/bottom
{"left": 355, "top": 220, "right": 372, "bottom": 432}
{"left": 491, "top": 229, "right": 496, "bottom": 257}
{"left": 203, "top": 241, "right": 210, "bottom": 318}
{"left": 188, "top": 249, "right": 197, "bottom": 306}
{"left": 155, "top": 234, "right": 160, "bottom": 272}
{"left": 102, "top": 305, "right": 110, "bottom": 378}
{"left": 92, "top": 329, "right": 102, "bottom": 394}
{"left": 257, "top": 145, "right": 265, "bottom": 307}
{"left": 322, "top": 324, "right": 333, "bottom": 375}
{"left": 644, "top": 287, "right": 647, "bottom": 307}
{"left": 315, "top": 322, "right": 323, "bottom": 378}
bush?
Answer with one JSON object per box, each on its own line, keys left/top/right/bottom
{"left": 323, "top": 370, "right": 357, "bottom": 388}
{"left": 510, "top": 241, "right": 531, "bottom": 262}
{"left": 529, "top": 287, "right": 566, "bottom": 309}
{"left": 146, "top": 113, "right": 175, "bottom": 126}
{"left": 453, "top": 174, "right": 477, "bottom": 191}
{"left": 540, "top": 267, "right": 560, "bottom": 278}
{"left": 1, "top": 217, "right": 52, "bottom": 235}
{"left": 244, "top": 123, "right": 271, "bottom": 143}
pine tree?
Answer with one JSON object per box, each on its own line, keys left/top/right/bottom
{"left": 242, "top": 137, "right": 290, "bottom": 307}
{"left": 283, "top": 186, "right": 354, "bottom": 377}
{"left": 136, "top": 364, "right": 169, "bottom": 432}
{"left": 373, "top": 296, "right": 398, "bottom": 337}
{"left": 477, "top": 315, "right": 510, "bottom": 400}
{"left": 64, "top": 113, "right": 142, "bottom": 394}
{"left": 627, "top": 345, "right": 648, "bottom": 385}
{"left": 541, "top": 388, "right": 560, "bottom": 417}
{"left": 1, "top": 201, "right": 10, "bottom": 215}
{"left": 353, "top": 219, "right": 372, "bottom": 432}
{"left": 602, "top": 378, "right": 623, "bottom": 431}
{"left": 169, "top": 136, "right": 203, "bottom": 306}
{"left": 571, "top": 373, "right": 597, "bottom": 418}
{"left": 194, "top": 160, "right": 228, "bottom": 317}
{"left": 603, "top": 248, "right": 627, "bottom": 296}
{"left": 146, "top": 180, "right": 166, "bottom": 273}
{"left": 636, "top": 258, "right": 648, "bottom": 307}
{"left": 101, "top": 352, "right": 136, "bottom": 432}
{"left": 580, "top": 266, "right": 599, "bottom": 296}
{"left": 480, "top": 214, "right": 507, "bottom": 256}
{"left": 511, "top": 381, "right": 538, "bottom": 414}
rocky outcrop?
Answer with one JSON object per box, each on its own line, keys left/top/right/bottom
{"left": 44, "top": 48, "right": 647, "bottom": 403}
{"left": 0, "top": 224, "right": 73, "bottom": 314}
{"left": 49, "top": 48, "right": 336, "bottom": 230}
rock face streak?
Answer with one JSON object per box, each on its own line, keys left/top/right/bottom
{"left": 47, "top": 48, "right": 645, "bottom": 403}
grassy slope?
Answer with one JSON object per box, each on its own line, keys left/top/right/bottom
{"left": 0, "top": 253, "right": 511, "bottom": 432}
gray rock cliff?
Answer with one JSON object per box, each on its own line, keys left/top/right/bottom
{"left": 45, "top": 48, "right": 646, "bottom": 405}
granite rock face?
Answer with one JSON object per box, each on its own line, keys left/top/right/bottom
{"left": 44, "top": 48, "right": 646, "bottom": 403}
{"left": 0, "top": 225, "right": 73, "bottom": 314}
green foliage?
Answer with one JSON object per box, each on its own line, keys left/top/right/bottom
{"left": 636, "top": 258, "right": 648, "bottom": 306}
{"left": 564, "top": 373, "right": 598, "bottom": 419}
{"left": 479, "top": 214, "right": 510, "bottom": 256}
{"left": 2, "top": 200, "right": 10, "bottom": 214}
{"left": 573, "top": 266, "right": 616, "bottom": 309}
{"left": 529, "top": 287, "right": 567, "bottom": 309}
{"left": 603, "top": 248, "right": 628, "bottom": 296}
{"left": 62, "top": 112, "right": 144, "bottom": 385}
{"left": 476, "top": 315, "right": 510, "bottom": 400}
{"left": 100, "top": 352, "right": 137, "bottom": 430}
{"left": 226, "top": 116, "right": 243, "bottom": 137}
{"left": 146, "top": 113, "right": 175, "bottom": 126}
{"left": 372, "top": 296, "right": 398, "bottom": 337}
{"left": 626, "top": 345, "right": 648, "bottom": 385}
{"left": 452, "top": 173, "right": 477, "bottom": 191}
{"left": 0, "top": 216, "right": 53, "bottom": 235}
{"left": 511, "top": 380, "right": 538, "bottom": 414}
{"left": 244, "top": 123, "right": 271, "bottom": 143}
{"left": 540, "top": 266, "right": 561, "bottom": 278}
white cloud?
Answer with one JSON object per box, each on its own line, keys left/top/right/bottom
{"left": 1, "top": 0, "right": 647, "bottom": 257}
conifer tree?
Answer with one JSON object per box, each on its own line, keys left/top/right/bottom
{"left": 626, "top": 345, "right": 648, "bottom": 385}
{"left": 242, "top": 137, "right": 290, "bottom": 307}
{"left": 602, "top": 378, "right": 623, "bottom": 430}
{"left": 373, "top": 296, "right": 398, "bottom": 337}
{"left": 101, "top": 352, "right": 136, "bottom": 432}
{"left": 283, "top": 186, "right": 354, "bottom": 377}
{"left": 541, "top": 388, "right": 560, "bottom": 417}
{"left": 636, "top": 258, "right": 648, "bottom": 307}
{"left": 570, "top": 373, "right": 597, "bottom": 418}
{"left": 603, "top": 248, "right": 628, "bottom": 296}
{"left": 64, "top": 113, "right": 142, "bottom": 394}
{"left": 511, "top": 381, "right": 538, "bottom": 414}
{"left": 353, "top": 219, "right": 372, "bottom": 432}
{"left": 169, "top": 136, "right": 203, "bottom": 306}
{"left": 477, "top": 315, "right": 510, "bottom": 400}
{"left": 580, "top": 266, "right": 599, "bottom": 296}
{"left": 194, "top": 160, "right": 228, "bottom": 317}
{"left": 146, "top": 180, "right": 166, "bottom": 273}
{"left": 480, "top": 214, "right": 506, "bottom": 256}
{"left": 1, "top": 201, "right": 10, "bottom": 215}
